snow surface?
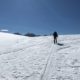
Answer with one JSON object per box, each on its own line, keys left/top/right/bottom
{"left": 0, "top": 32, "right": 80, "bottom": 80}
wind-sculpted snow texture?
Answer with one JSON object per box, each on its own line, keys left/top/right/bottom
{"left": 0, "top": 32, "right": 80, "bottom": 80}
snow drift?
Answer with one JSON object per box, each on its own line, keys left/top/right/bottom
{"left": 0, "top": 32, "right": 80, "bottom": 80}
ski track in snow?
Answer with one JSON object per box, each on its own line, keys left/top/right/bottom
{"left": 0, "top": 33, "right": 80, "bottom": 80}
{"left": 41, "top": 36, "right": 80, "bottom": 80}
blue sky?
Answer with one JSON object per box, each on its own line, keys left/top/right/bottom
{"left": 0, "top": 0, "right": 80, "bottom": 35}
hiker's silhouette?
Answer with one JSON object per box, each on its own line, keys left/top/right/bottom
{"left": 53, "top": 32, "right": 58, "bottom": 44}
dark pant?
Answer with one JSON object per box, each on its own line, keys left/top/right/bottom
{"left": 54, "top": 37, "right": 57, "bottom": 44}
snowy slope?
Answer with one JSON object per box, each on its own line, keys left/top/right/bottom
{"left": 0, "top": 32, "right": 80, "bottom": 80}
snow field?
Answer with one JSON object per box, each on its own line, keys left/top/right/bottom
{"left": 0, "top": 32, "right": 80, "bottom": 80}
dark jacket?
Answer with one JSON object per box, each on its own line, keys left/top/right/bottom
{"left": 53, "top": 32, "right": 58, "bottom": 38}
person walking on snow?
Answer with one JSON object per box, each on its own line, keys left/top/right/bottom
{"left": 53, "top": 31, "right": 58, "bottom": 44}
